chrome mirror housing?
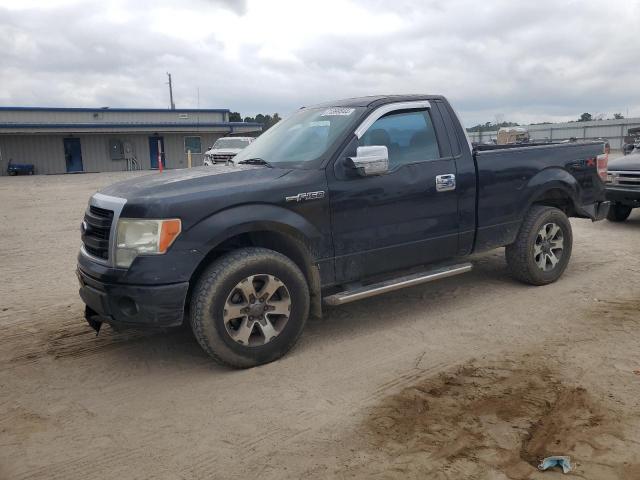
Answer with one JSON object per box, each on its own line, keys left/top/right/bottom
{"left": 348, "top": 145, "right": 389, "bottom": 176}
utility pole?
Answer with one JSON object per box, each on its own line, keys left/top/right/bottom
{"left": 167, "top": 72, "right": 175, "bottom": 110}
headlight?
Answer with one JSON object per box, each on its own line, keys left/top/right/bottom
{"left": 115, "top": 218, "right": 181, "bottom": 268}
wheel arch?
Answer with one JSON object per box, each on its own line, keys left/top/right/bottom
{"left": 186, "top": 205, "right": 325, "bottom": 319}
{"left": 524, "top": 168, "right": 583, "bottom": 217}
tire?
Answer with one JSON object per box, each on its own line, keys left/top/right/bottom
{"left": 606, "top": 203, "right": 632, "bottom": 222}
{"left": 505, "top": 206, "right": 573, "bottom": 286}
{"left": 190, "top": 247, "right": 310, "bottom": 368}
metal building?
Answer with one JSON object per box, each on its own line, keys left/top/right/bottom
{"left": 0, "top": 107, "right": 262, "bottom": 175}
{"left": 468, "top": 117, "right": 640, "bottom": 149}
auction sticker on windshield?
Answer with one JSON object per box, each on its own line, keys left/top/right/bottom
{"left": 321, "top": 107, "right": 355, "bottom": 116}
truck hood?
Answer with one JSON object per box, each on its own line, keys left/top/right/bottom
{"left": 98, "top": 164, "right": 289, "bottom": 202}
{"left": 608, "top": 152, "right": 640, "bottom": 171}
{"left": 204, "top": 148, "right": 243, "bottom": 156}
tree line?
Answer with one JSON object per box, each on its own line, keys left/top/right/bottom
{"left": 229, "top": 112, "right": 281, "bottom": 130}
{"left": 466, "top": 121, "right": 520, "bottom": 132}
{"left": 231, "top": 109, "right": 626, "bottom": 133}
{"left": 467, "top": 112, "right": 626, "bottom": 132}
{"left": 575, "top": 112, "right": 624, "bottom": 122}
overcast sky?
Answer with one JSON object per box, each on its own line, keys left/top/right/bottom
{"left": 1, "top": 0, "right": 639, "bottom": 126}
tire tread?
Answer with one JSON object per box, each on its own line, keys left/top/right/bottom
{"left": 190, "top": 247, "right": 309, "bottom": 368}
{"left": 505, "top": 205, "right": 572, "bottom": 286}
{"left": 606, "top": 203, "right": 632, "bottom": 222}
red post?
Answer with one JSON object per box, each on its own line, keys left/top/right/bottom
{"left": 157, "top": 139, "right": 163, "bottom": 173}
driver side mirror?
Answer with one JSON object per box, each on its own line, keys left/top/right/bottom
{"left": 347, "top": 145, "right": 389, "bottom": 176}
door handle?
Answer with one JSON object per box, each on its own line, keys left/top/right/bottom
{"left": 436, "top": 174, "right": 456, "bottom": 192}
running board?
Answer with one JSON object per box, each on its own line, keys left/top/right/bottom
{"left": 323, "top": 263, "right": 473, "bottom": 306}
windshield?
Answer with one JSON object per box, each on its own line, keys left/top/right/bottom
{"left": 213, "top": 138, "right": 251, "bottom": 149}
{"left": 233, "top": 106, "right": 365, "bottom": 168}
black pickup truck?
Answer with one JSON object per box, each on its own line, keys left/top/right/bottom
{"left": 77, "top": 95, "right": 609, "bottom": 367}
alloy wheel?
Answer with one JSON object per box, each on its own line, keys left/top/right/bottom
{"left": 533, "top": 222, "right": 564, "bottom": 271}
{"left": 223, "top": 274, "right": 291, "bottom": 346}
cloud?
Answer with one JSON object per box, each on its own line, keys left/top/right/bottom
{"left": 0, "top": 0, "right": 638, "bottom": 125}
{"left": 199, "top": 0, "right": 248, "bottom": 15}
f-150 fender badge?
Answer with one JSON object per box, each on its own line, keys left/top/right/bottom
{"left": 285, "top": 191, "right": 326, "bottom": 202}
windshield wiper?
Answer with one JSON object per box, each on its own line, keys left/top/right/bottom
{"left": 236, "top": 158, "right": 272, "bottom": 167}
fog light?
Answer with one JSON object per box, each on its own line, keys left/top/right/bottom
{"left": 117, "top": 296, "right": 139, "bottom": 317}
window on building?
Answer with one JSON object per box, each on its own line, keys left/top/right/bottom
{"left": 184, "top": 136, "right": 202, "bottom": 154}
{"left": 359, "top": 110, "right": 440, "bottom": 168}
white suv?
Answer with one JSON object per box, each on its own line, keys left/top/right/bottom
{"left": 203, "top": 137, "right": 254, "bottom": 165}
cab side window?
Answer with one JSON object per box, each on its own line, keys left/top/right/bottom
{"left": 359, "top": 109, "right": 440, "bottom": 168}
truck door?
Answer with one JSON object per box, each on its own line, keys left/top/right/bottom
{"left": 328, "top": 103, "right": 460, "bottom": 283}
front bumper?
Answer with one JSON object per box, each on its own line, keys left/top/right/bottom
{"left": 77, "top": 267, "right": 189, "bottom": 330}
{"left": 606, "top": 187, "right": 640, "bottom": 207}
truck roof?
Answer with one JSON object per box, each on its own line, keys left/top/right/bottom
{"left": 304, "top": 94, "right": 445, "bottom": 109}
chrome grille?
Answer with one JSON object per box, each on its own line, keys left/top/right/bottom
{"left": 212, "top": 154, "right": 235, "bottom": 162}
{"left": 608, "top": 171, "right": 640, "bottom": 187}
{"left": 82, "top": 205, "right": 113, "bottom": 259}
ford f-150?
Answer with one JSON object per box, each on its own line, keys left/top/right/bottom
{"left": 77, "top": 95, "right": 609, "bottom": 367}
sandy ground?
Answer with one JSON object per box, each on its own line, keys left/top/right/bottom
{"left": 1, "top": 171, "right": 640, "bottom": 479}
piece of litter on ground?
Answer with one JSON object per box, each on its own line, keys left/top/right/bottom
{"left": 538, "top": 456, "right": 573, "bottom": 473}
{"left": 633, "top": 369, "right": 640, "bottom": 376}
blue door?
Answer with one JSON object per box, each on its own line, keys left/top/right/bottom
{"left": 149, "top": 136, "right": 165, "bottom": 169}
{"left": 63, "top": 138, "right": 83, "bottom": 173}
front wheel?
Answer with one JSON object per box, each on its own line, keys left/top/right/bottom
{"left": 606, "top": 203, "right": 632, "bottom": 222}
{"left": 505, "top": 206, "right": 573, "bottom": 286}
{"left": 190, "top": 247, "right": 310, "bottom": 368}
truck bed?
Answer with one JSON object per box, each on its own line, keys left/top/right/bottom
{"left": 472, "top": 141, "right": 605, "bottom": 252}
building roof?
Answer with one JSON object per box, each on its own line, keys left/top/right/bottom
{"left": 0, "top": 106, "right": 263, "bottom": 134}
{"left": 0, "top": 122, "right": 261, "bottom": 129}
{"left": 0, "top": 122, "right": 262, "bottom": 134}
{"left": 0, "top": 106, "right": 229, "bottom": 113}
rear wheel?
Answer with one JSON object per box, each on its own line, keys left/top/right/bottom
{"left": 506, "top": 206, "right": 573, "bottom": 285}
{"left": 606, "top": 203, "right": 632, "bottom": 222}
{"left": 190, "top": 247, "right": 310, "bottom": 368}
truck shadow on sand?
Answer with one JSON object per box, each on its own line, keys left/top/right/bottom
{"left": 4, "top": 249, "right": 620, "bottom": 369}
{"left": 5, "top": 252, "right": 513, "bottom": 367}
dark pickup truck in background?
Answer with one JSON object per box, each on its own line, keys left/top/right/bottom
{"left": 77, "top": 95, "right": 609, "bottom": 367}
{"left": 605, "top": 150, "right": 640, "bottom": 221}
